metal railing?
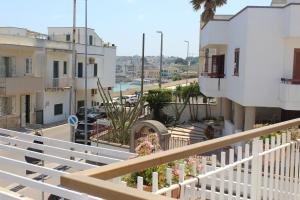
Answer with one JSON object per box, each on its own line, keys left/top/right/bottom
{"left": 49, "top": 78, "right": 71, "bottom": 88}
{"left": 281, "top": 78, "right": 300, "bottom": 85}
{"left": 60, "top": 118, "right": 300, "bottom": 200}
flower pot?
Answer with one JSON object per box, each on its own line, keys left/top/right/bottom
{"left": 143, "top": 185, "right": 152, "bottom": 192}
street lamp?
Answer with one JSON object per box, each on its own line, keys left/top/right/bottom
{"left": 84, "top": 0, "right": 88, "bottom": 145}
{"left": 157, "top": 31, "right": 163, "bottom": 89}
{"left": 184, "top": 40, "right": 190, "bottom": 85}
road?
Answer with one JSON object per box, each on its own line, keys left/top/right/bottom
{"left": 41, "top": 123, "right": 70, "bottom": 141}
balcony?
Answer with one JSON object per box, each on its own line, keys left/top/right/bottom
{"left": 199, "top": 74, "right": 226, "bottom": 98}
{"left": 60, "top": 118, "right": 300, "bottom": 200}
{"left": 76, "top": 77, "right": 98, "bottom": 90}
{"left": 46, "top": 78, "right": 71, "bottom": 89}
{"left": 201, "top": 20, "right": 228, "bottom": 48}
{"left": 0, "top": 76, "right": 43, "bottom": 95}
{"left": 279, "top": 78, "right": 300, "bottom": 110}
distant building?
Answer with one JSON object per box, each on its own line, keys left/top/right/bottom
{"left": 0, "top": 27, "right": 116, "bottom": 128}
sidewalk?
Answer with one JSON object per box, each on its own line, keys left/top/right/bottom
{"left": 8, "top": 120, "right": 67, "bottom": 133}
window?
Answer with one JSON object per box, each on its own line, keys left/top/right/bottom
{"left": 54, "top": 104, "right": 63, "bottom": 115}
{"left": 63, "top": 61, "right": 68, "bottom": 75}
{"left": 91, "top": 89, "right": 97, "bottom": 96}
{"left": 25, "top": 58, "right": 32, "bottom": 74}
{"left": 93, "top": 64, "right": 98, "bottom": 77}
{"left": 234, "top": 48, "right": 240, "bottom": 76}
{"left": 78, "top": 63, "right": 83, "bottom": 78}
{"left": 89, "top": 35, "right": 93, "bottom": 45}
{"left": 0, "top": 97, "right": 15, "bottom": 116}
{"left": 0, "top": 57, "right": 16, "bottom": 77}
{"left": 66, "top": 34, "right": 71, "bottom": 42}
{"left": 204, "top": 49, "right": 209, "bottom": 73}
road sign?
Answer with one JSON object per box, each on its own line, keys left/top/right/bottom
{"left": 68, "top": 115, "right": 78, "bottom": 127}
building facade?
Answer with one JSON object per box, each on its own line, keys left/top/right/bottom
{"left": 0, "top": 27, "right": 116, "bottom": 128}
{"left": 199, "top": 0, "right": 300, "bottom": 135}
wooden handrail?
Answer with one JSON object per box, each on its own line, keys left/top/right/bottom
{"left": 61, "top": 118, "right": 300, "bottom": 199}
{"left": 61, "top": 174, "right": 173, "bottom": 200}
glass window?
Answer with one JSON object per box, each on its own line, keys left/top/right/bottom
{"left": 234, "top": 48, "right": 240, "bottom": 76}
{"left": 63, "top": 61, "right": 68, "bottom": 75}
{"left": 26, "top": 58, "right": 32, "bottom": 74}
{"left": 54, "top": 104, "right": 63, "bottom": 115}
{"left": 93, "top": 64, "right": 97, "bottom": 77}
{"left": 66, "top": 34, "right": 71, "bottom": 42}
{"left": 89, "top": 35, "right": 93, "bottom": 45}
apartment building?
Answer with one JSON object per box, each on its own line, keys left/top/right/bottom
{"left": 199, "top": 0, "right": 300, "bottom": 135}
{"left": 0, "top": 27, "right": 116, "bottom": 128}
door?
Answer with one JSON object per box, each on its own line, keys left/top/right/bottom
{"left": 293, "top": 49, "right": 300, "bottom": 80}
{"left": 216, "top": 55, "right": 225, "bottom": 77}
{"left": 25, "top": 95, "right": 30, "bottom": 124}
{"left": 53, "top": 61, "right": 59, "bottom": 87}
{"left": 21, "top": 96, "right": 26, "bottom": 127}
{"left": 77, "top": 100, "right": 84, "bottom": 111}
{"left": 78, "top": 63, "right": 83, "bottom": 78}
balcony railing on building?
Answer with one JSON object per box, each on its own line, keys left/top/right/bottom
{"left": 202, "top": 54, "right": 225, "bottom": 79}
{"left": 281, "top": 77, "right": 300, "bottom": 85}
{"left": 61, "top": 118, "right": 300, "bottom": 200}
{"left": 47, "top": 78, "right": 71, "bottom": 89}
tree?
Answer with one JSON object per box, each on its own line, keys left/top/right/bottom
{"left": 96, "top": 79, "right": 144, "bottom": 145}
{"left": 190, "top": 0, "right": 227, "bottom": 23}
{"left": 145, "top": 89, "right": 173, "bottom": 124}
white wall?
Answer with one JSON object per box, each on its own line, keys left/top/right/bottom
{"left": 43, "top": 91, "right": 70, "bottom": 124}
{"left": 200, "top": 4, "right": 300, "bottom": 110}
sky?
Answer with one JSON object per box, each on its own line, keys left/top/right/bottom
{"left": 0, "top": 0, "right": 271, "bottom": 57}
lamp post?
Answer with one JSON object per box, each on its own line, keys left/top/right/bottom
{"left": 84, "top": 0, "right": 88, "bottom": 145}
{"left": 184, "top": 40, "right": 190, "bottom": 85}
{"left": 141, "top": 33, "right": 145, "bottom": 96}
{"left": 156, "top": 31, "right": 163, "bottom": 89}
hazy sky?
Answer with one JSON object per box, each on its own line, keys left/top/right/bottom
{"left": 0, "top": 0, "right": 271, "bottom": 57}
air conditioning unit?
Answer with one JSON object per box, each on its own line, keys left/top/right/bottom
{"left": 89, "top": 57, "right": 95, "bottom": 64}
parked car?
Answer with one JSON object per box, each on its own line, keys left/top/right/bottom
{"left": 113, "top": 95, "right": 139, "bottom": 106}
{"left": 76, "top": 107, "right": 106, "bottom": 122}
{"left": 74, "top": 122, "right": 109, "bottom": 145}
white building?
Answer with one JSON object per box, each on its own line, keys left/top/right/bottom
{"left": 0, "top": 27, "right": 116, "bottom": 128}
{"left": 199, "top": 0, "right": 300, "bottom": 135}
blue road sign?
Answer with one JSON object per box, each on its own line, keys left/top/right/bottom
{"left": 68, "top": 115, "right": 79, "bottom": 127}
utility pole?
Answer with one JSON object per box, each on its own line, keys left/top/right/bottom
{"left": 84, "top": 0, "right": 88, "bottom": 145}
{"left": 156, "top": 31, "right": 163, "bottom": 89}
{"left": 141, "top": 33, "right": 145, "bottom": 96}
{"left": 184, "top": 40, "right": 190, "bottom": 85}
{"left": 70, "top": 0, "right": 76, "bottom": 143}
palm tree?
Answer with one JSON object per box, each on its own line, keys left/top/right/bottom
{"left": 191, "top": 0, "right": 227, "bottom": 23}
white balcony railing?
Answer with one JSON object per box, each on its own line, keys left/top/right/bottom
{"left": 46, "top": 78, "right": 71, "bottom": 88}
{"left": 280, "top": 78, "right": 300, "bottom": 110}
{"left": 0, "top": 128, "right": 135, "bottom": 200}
{"left": 61, "top": 118, "right": 300, "bottom": 200}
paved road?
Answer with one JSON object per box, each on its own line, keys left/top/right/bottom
{"left": 41, "top": 123, "right": 70, "bottom": 141}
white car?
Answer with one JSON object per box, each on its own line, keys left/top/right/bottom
{"left": 113, "top": 95, "right": 138, "bottom": 106}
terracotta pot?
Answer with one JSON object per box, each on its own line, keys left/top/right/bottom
{"left": 171, "top": 187, "right": 180, "bottom": 198}
{"left": 143, "top": 185, "right": 152, "bottom": 192}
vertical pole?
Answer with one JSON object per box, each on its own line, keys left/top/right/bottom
{"left": 141, "top": 33, "right": 145, "bottom": 96}
{"left": 159, "top": 33, "right": 163, "bottom": 89}
{"left": 84, "top": 0, "right": 88, "bottom": 145}
{"left": 185, "top": 41, "right": 190, "bottom": 85}
{"left": 70, "top": 0, "right": 76, "bottom": 143}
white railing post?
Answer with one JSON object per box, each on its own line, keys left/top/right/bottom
{"left": 200, "top": 157, "right": 207, "bottom": 200}
{"left": 179, "top": 164, "right": 185, "bottom": 200}
{"left": 137, "top": 176, "right": 143, "bottom": 191}
{"left": 251, "top": 138, "right": 259, "bottom": 200}
{"left": 152, "top": 172, "right": 158, "bottom": 193}
{"left": 166, "top": 168, "right": 172, "bottom": 197}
